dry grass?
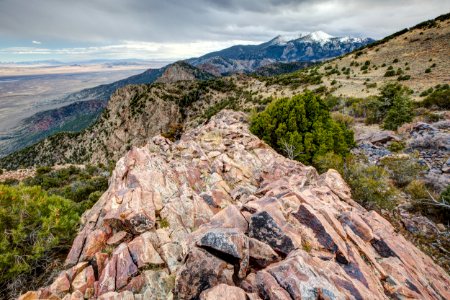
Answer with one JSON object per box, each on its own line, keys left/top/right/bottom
{"left": 318, "top": 18, "right": 450, "bottom": 100}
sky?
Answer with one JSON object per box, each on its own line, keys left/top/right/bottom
{"left": 0, "top": 0, "right": 449, "bottom": 62}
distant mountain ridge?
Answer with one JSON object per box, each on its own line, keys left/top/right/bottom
{"left": 0, "top": 62, "right": 212, "bottom": 157}
{"left": 188, "top": 31, "right": 374, "bottom": 75}
{"left": 0, "top": 31, "right": 373, "bottom": 157}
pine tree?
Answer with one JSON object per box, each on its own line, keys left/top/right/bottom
{"left": 250, "top": 91, "right": 354, "bottom": 165}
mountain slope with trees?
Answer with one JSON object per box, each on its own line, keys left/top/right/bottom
{"left": 188, "top": 31, "right": 373, "bottom": 75}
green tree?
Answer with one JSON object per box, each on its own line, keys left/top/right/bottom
{"left": 383, "top": 90, "right": 414, "bottom": 130}
{"left": 250, "top": 92, "right": 354, "bottom": 165}
{"left": 0, "top": 185, "right": 81, "bottom": 285}
{"left": 420, "top": 84, "right": 450, "bottom": 109}
{"left": 344, "top": 160, "right": 399, "bottom": 210}
{"left": 364, "top": 83, "right": 413, "bottom": 130}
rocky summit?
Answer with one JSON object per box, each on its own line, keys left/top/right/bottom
{"left": 19, "top": 111, "right": 450, "bottom": 300}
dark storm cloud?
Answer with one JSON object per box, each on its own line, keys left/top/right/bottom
{"left": 1, "top": 0, "right": 448, "bottom": 43}
{"left": 0, "top": 0, "right": 448, "bottom": 61}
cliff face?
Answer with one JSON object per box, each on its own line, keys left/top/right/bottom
{"left": 155, "top": 62, "right": 215, "bottom": 83}
{"left": 0, "top": 76, "right": 303, "bottom": 170}
{"left": 20, "top": 111, "right": 450, "bottom": 300}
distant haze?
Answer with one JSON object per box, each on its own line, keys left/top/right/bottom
{"left": 0, "top": 0, "right": 449, "bottom": 62}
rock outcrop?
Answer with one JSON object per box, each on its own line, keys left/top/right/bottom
{"left": 20, "top": 111, "right": 450, "bottom": 299}
{"left": 407, "top": 121, "right": 450, "bottom": 191}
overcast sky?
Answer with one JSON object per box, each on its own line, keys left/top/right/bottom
{"left": 0, "top": 0, "right": 448, "bottom": 62}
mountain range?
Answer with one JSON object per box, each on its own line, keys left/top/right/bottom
{"left": 0, "top": 31, "right": 373, "bottom": 158}
{"left": 189, "top": 31, "right": 374, "bottom": 75}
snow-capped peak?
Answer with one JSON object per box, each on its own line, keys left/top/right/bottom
{"left": 303, "top": 31, "right": 334, "bottom": 44}
{"left": 339, "top": 36, "right": 364, "bottom": 43}
{"left": 268, "top": 35, "right": 289, "bottom": 46}
{"left": 266, "top": 31, "right": 371, "bottom": 47}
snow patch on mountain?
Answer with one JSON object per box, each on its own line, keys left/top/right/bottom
{"left": 272, "top": 31, "right": 368, "bottom": 46}
{"left": 306, "top": 31, "right": 334, "bottom": 44}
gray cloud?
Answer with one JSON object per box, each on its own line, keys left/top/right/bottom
{"left": 0, "top": 0, "right": 448, "bottom": 61}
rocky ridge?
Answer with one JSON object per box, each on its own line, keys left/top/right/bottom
{"left": 0, "top": 75, "right": 305, "bottom": 170}
{"left": 0, "top": 62, "right": 212, "bottom": 159}
{"left": 0, "top": 68, "right": 166, "bottom": 158}
{"left": 20, "top": 111, "right": 450, "bottom": 300}
{"left": 188, "top": 32, "right": 373, "bottom": 75}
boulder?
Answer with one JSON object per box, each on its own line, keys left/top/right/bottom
{"left": 98, "top": 256, "right": 117, "bottom": 295}
{"left": 18, "top": 291, "right": 40, "bottom": 300}
{"left": 248, "top": 237, "right": 279, "bottom": 267}
{"left": 49, "top": 272, "right": 71, "bottom": 298}
{"left": 249, "top": 211, "right": 295, "bottom": 257}
{"left": 197, "top": 228, "right": 250, "bottom": 278}
{"left": 71, "top": 265, "right": 95, "bottom": 297}
{"left": 370, "top": 131, "right": 401, "bottom": 144}
{"left": 142, "top": 269, "right": 174, "bottom": 300}
{"left": 200, "top": 284, "right": 247, "bottom": 300}
{"left": 107, "top": 231, "right": 131, "bottom": 246}
{"left": 256, "top": 270, "right": 292, "bottom": 300}
{"left": 128, "top": 232, "right": 165, "bottom": 268}
{"left": 197, "top": 228, "right": 248, "bottom": 260}
{"left": 175, "top": 248, "right": 234, "bottom": 299}
{"left": 114, "top": 243, "right": 139, "bottom": 290}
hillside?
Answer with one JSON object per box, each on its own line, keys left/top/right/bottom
{"left": 0, "top": 62, "right": 214, "bottom": 158}
{"left": 0, "top": 68, "right": 164, "bottom": 158}
{"left": 253, "top": 61, "right": 315, "bottom": 76}
{"left": 0, "top": 100, "right": 106, "bottom": 156}
{"left": 0, "top": 74, "right": 309, "bottom": 169}
{"left": 18, "top": 111, "right": 450, "bottom": 299}
{"left": 315, "top": 14, "right": 450, "bottom": 99}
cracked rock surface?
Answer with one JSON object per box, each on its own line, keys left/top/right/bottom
{"left": 20, "top": 110, "right": 450, "bottom": 300}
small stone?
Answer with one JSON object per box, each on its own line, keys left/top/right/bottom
{"left": 68, "top": 290, "right": 84, "bottom": 300}
{"left": 18, "top": 291, "right": 40, "bottom": 300}
{"left": 107, "top": 231, "right": 130, "bottom": 246}
{"left": 437, "top": 223, "right": 446, "bottom": 231}
{"left": 49, "top": 272, "right": 70, "bottom": 298}
{"left": 370, "top": 131, "right": 400, "bottom": 144}
{"left": 128, "top": 232, "right": 165, "bottom": 268}
{"left": 124, "top": 274, "right": 145, "bottom": 293}
{"left": 98, "top": 291, "right": 119, "bottom": 300}
{"left": 208, "top": 151, "right": 222, "bottom": 158}
{"left": 200, "top": 284, "right": 247, "bottom": 300}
